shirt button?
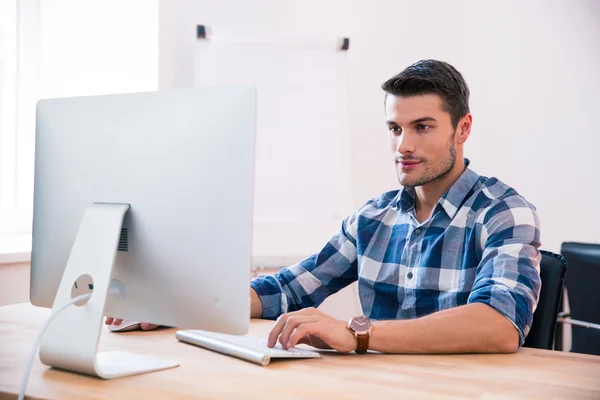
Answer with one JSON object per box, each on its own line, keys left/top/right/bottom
{"left": 414, "top": 229, "right": 421, "bottom": 235}
{"left": 407, "top": 272, "right": 413, "bottom": 279}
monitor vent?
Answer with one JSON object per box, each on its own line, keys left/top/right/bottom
{"left": 118, "top": 228, "right": 128, "bottom": 252}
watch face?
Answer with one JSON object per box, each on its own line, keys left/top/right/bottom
{"left": 349, "top": 316, "right": 372, "bottom": 334}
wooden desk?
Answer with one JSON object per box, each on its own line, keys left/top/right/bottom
{"left": 1, "top": 303, "right": 599, "bottom": 399}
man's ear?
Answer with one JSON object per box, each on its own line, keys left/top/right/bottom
{"left": 456, "top": 114, "right": 472, "bottom": 144}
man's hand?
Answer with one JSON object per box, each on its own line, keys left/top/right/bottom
{"left": 267, "top": 307, "right": 356, "bottom": 353}
{"left": 104, "top": 317, "right": 159, "bottom": 331}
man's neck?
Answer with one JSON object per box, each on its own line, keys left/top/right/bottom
{"left": 414, "top": 159, "right": 466, "bottom": 223}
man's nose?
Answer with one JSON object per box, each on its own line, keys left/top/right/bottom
{"left": 395, "top": 132, "right": 415, "bottom": 154}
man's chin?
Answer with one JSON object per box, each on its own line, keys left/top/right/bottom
{"left": 398, "top": 175, "right": 420, "bottom": 188}
{"left": 398, "top": 171, "right": 433, "bottom": 187}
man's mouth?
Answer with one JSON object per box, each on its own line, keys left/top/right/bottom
{"left": 398, "top": 160, "right": 421, "bottom": 170}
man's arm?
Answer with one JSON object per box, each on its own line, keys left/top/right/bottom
{"left": 467, "top": 196, "right": 542, "bottom": 346}
{"left": 250, "top": 207, "right": 364, "bottom": 320}
{"left": 369, "top": 303, "right": 518, "bottom": 353}
{"left": 250, "top": 287, "right": 262, "bottom": 318}
{"left": 268, "top": 302, "right": 519, "bottom": 353}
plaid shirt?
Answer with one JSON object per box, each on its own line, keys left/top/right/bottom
{"left": 250, "top": 160, "right": 542, "bottom": 345}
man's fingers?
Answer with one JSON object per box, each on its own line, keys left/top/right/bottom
{"left": 277, "top": 316, "right": 321, "bottom": 348}
{"left": 268, "top": 315, "right": 289, "bottom": 347}
{"left": 105, "top": 318, "right": 158, "bottom": 330}
{"left": 267, "top": 308, "right": 321, "bottom": 347}
{"left": 104, "top": 317, "right": 124, "bottom": 326}
{"left": 287, "top": 322, "right": 324, "bottom": 349}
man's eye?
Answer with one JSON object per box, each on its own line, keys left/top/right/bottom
{"left": 389, "top": 126, "right": 401, "bottom": 133}
{"left": 416, "top": 124, "right": 430, "bottom": 132}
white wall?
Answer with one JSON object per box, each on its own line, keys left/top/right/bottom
{"left": 160, "top": 0, "right": 600, "bottom": 253}
{"left": 0, "top": 262, "right": 30, "bottom": 306}
{"left": 38, "top": 0, "right": 159, "bottom": 98}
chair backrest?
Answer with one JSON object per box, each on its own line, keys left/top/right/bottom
{"left": 560, "top": 242, "right": 600, "bottom": 355}
{"left": 523, "top": 250, "right": 567, "bottom": 350}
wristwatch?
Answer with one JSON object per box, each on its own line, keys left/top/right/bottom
{"left": 346, "top": 316, "right": 373, "bottom": 353}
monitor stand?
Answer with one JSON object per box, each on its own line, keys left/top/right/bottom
{"left": 38, "top": 203, "right": 179, "bottom": 379}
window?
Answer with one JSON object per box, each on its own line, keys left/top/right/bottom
{"left": 0, "top": 0, "right": 39, "bottom": 259}
{"left": 0, "top": 1, "right": 19, "bottom": 232}
{"left": 0, "top": 1, "right": 158, "bottom": 261}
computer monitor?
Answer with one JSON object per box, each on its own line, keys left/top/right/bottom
{"left": 30, "top": 86, "right": 256, "bottom": 378}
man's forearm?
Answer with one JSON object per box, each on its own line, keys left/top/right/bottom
{"left": 369, "top": 303, "right": 520, "bottom": 354}
{"left": 250, "top": 287, "right": 262, "bottom": 319}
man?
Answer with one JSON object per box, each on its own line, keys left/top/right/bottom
{"left": 249, "top": 59, "right": 541, "bottom": 354}
{"left": 108, "top": 60, "right": 541, "bottom": 355}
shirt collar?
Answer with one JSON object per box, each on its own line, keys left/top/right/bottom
{"left": 397, "top": 159, "right": 480, "bottom": 220}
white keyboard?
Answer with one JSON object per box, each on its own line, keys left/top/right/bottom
{"left": 176, "top": 329, "right": 321, "bottom": 366}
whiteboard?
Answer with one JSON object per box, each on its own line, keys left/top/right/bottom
{"left": 195, "top": 34, "right": 353, "bottom": 263}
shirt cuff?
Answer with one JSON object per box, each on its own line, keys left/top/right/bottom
{"left": 250, "top": 276, "right": 286, "bottom": 320}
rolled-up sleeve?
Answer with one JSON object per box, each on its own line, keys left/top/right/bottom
{"left": 250, "top": 211, "right": 359, "bottom": 320}
{"left": 468, "top": 195, "right": 542, "bottom": 345}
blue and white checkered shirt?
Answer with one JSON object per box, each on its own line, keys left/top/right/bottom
{"left": 250, "top": 160, "right": 542, "bottom": 344}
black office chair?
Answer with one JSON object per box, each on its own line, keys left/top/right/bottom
{"left": 556, "top": 242, "right": 600, "bottom": 355}
{"left": 523, "top": 250, "right": 567, "bottom": 350}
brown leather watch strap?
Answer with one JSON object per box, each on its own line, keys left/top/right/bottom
{"left": 356, "top": 333, "right": 369, "bottom": 354}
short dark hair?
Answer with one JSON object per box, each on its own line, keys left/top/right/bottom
{"left": 381, "top": 59, "right": 470, "bottom": 128}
